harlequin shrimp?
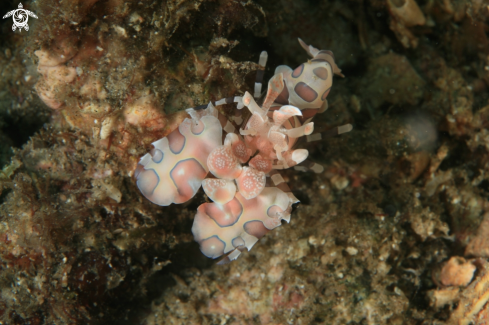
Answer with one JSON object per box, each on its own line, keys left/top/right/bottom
{"left": 134, "top": 39, "right": 352, "bottom": 263}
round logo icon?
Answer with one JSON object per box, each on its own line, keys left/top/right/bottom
{"left": 3, "top": 3, "right": 38, "bottom": 32}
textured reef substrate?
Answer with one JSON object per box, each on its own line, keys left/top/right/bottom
{"left": 1, "top": 0, "right": 489, "bottom": 324}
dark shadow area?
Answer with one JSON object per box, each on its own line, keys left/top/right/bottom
{"left": 1, "top": 114, "right": 47, "bottom": 148}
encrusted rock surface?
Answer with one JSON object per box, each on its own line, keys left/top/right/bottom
{"left": 1, "top": 0, "right": 489, "bottom": 324}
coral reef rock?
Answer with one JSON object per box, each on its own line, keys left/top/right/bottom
{"left": 1, "top": 0, "right": 489, "bottom": 323}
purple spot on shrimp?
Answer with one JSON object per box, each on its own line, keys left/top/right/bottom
{"left": 313, "top": 67, "right": 328, "bottom": 80}
{"left": 294, "top": 82, "right": 318, "bottom": 102}
{"left": 291, "top": 64, "right": 304, "bottom": 78}
{"left": 244, "top": 220, "right": 269, "bottom": 239}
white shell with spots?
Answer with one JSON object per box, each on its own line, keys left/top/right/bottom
{"left": 136, "top": 109, "right": 222, "bottom": 206}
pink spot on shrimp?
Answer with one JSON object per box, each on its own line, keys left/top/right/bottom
{"left": 321, "top": 87, "right": 331, "bottom": 101}
{"left": 244, "top": 220, "right": 269, "bottom": 239}
{"left": 267, "top": 205, "right": 285, "bottom": 218}
{"left": 191, "top": 120, "right": 205, "bottom": 134}
{"left": 170, "top": 158, "right": 207, "bottom": 203}
{"left": 232, "top": 237, "right": 245, "bottom": 248}
{"left": 313, "top": 67, "right": 328, "bottom": 80}
{"left": 137, "top": 169, "right": 159, "bottom": 198}
{"left": 291, "top": 64, "right": 304, "bottom": 78}
{"left": 199, "top": 236, "right": 226, "bottom": 258}
{"left": 166, "top": 128, "right": 186, "bottom": 153}
{"left": 294, "top": 82, "right": 318, "bottom": 102}
{"left": 202, "top": 197, "right": 243, "bottom": 227}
